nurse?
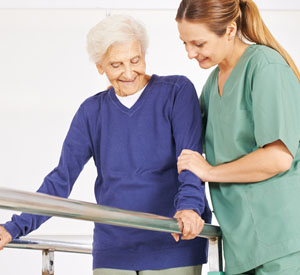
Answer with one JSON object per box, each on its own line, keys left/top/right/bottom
{"left": 176, "top": 0, "right": 300, "bottom": 274}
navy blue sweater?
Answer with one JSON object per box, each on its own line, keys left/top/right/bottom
{"left": 4, "top": 74, "right": 211, "bottom": 270}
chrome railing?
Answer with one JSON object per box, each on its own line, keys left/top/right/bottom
{"left": 0, "top": 187, "right": 224, "bottom": 274}
{"left": 7, "top": 237, "right": 92, "bottom": 254}
{"left": 6, "top": 237, "right": 92, "bottom": 275}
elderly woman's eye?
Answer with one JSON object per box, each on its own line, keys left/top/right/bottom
{"left": 131, "top": 57, "right": 140, "bottom": 64}
{"left": 111, "top": 62, "right": 121, "bottom": 68}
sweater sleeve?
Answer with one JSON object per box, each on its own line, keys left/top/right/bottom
{"left": 199, "top": 87, "right": 208, "bottom": 154}
{"left": 3, "top": 104, "right": 93, "bottom": 239}
{"left": 172, "top": 77, "right": 206, "bottom": 217}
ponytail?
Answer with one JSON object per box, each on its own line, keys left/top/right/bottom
{"left": 239, "top": 0, "right": 300, "bottom": 82}
{"left": 176, "top": 0, "right": 300, "bottom": 82}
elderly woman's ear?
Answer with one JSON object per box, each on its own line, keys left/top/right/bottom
{"left": 96, "top": 64, "right": 105, "bottom": 75}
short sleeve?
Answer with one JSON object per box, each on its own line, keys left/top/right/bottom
{"left": 252, "top": 63, "right": 300, "bottom": 157}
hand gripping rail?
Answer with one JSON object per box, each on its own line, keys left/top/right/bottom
{"left": 0, "top": 187, "right": 224, "bottom": 274}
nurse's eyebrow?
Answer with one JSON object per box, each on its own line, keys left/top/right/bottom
{"left": 179, "top": 36, "right": 205, "bottom": 44}
{"left": 191, "top": 39, "right": 205, "bottom": 43}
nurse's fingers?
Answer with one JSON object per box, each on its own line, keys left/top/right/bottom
{"left": 177, "top": 158, "right": 189, "bottom": 174}
{"left": 177, "top": 153, "right": 201, "bottom": 175}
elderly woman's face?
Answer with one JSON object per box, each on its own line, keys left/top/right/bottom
{"left": 97, "top": 40, "right": 148, "bottom": 97}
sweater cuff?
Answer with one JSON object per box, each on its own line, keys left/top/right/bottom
{"left": 175, "top": 204, "right": 204, "bottom": 217}
{"left": 2, "top": 221, "right": 22, "bottom": 240}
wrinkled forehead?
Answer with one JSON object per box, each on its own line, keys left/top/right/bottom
{"left": 104, "top": 40, "right": 144, "bottom": 62}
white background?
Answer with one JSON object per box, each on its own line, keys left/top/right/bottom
{"left": 0, "top": 2, "right": 300, "bottom": 274}
{"left": 1, "top": 0, "right": 300, "bottom": 10}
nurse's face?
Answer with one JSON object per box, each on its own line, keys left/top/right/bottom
{"left": 177, "top": 20, "right": 230, "bottom": 69}
{"left": 96, "top": 40, "right": 148, "bottom": 97}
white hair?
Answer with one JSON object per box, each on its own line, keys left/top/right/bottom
{"left": 87, "top": 14, "right": 149, "bottom": 64}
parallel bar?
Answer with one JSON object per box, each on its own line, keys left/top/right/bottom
{"left": 218, "top": 237, "right": 224, "bottom": 271}
{"left": 0, "top": 187, "right": 221, "bottom": 238}
{"left": 42, "top": 250, "right": 54, "bottom": 275}
{"left": 6, "top": 238, "right": 92, "bottom": 254}
{"left": 208, "top": 239, "right": 220, "bottom": 272}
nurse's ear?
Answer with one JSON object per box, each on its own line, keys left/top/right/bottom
{"left": 96, "top": 63, "right": 105, "bottom": 75}
{"left": 226, "top": 21, "right": 238, "bottom": 41}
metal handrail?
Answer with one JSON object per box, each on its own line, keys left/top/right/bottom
{"left": 4, "top": 237, "right": 92, "bottom": 275}
{"left": 6, "top": 237, "right": 92, "bottom": 254}
{"left": 0, "top": 187, "right": 221, "bottom": 238}
{"left": 0, "top": 187, "right": 224, "bottom": 274}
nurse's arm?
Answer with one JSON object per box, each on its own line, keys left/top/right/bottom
{"left": 177, "top": 139, "right": 293, "bottom": 183}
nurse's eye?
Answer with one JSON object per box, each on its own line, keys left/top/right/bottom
{"left": 111, "top": 62, "right": 121, "bottom": 68}
{"left": 131, "top": 57, "right": 140, "bottom": 64}
{"left": 195, "top": 42, "right": 205, "bottom": 48}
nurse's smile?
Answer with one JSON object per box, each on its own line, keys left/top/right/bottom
{"left": 197, "top": 57, "right": 209, "bottom": 65}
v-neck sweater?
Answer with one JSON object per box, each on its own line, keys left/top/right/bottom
{"left": 4, "top": 74, "right": 211, "bottom": 270}
{"left": 116, "top": 86, "right": 145, "bottom": 108}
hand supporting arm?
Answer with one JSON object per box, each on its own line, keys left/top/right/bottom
{"left": 178, "top": 139, "right": 293, "bottom": 183}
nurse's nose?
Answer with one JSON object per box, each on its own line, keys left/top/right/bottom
{"left": 186, "top": 44, "right": 198, "bottom": 60}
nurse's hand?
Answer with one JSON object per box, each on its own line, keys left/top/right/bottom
{"left": 0, "top": 225, "right": 12, "bottom": 250}
{"left": 171, "top": 210, "right": 204, "bottom": 242}
{"left": 177, "top": 149, "right": 212, "bottom": 182}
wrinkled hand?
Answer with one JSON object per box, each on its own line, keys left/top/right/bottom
{"left": 177, "top": 149, "right": 212, "bottom": 182}
{"left": 171, "top": 210, "right": 204, "bottom": 242}
{"left": 0, "top": 225, "right": 12, "bottom": 250}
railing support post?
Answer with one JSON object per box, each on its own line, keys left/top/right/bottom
{"left": 208, "top": 237, "right": 225, "bottom": 275}
{"left": 42, "top": 249, "right": 54, "bottom": 275}
{"left": 218, "top": 236, "right": 224, "bottom": 272}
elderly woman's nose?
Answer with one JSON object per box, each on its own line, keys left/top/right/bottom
{"left": 123, "top": 65, "right": 134, "bottom": 79}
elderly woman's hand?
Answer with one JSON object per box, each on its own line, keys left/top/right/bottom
{"left": 0, "top": 225, "right": 12, "bottom": 250}
{"left": 177, "top": 149, "right": 213, "bottom": 182}
{"left": 171, "top": 210, "right": 204, "bottom": 242}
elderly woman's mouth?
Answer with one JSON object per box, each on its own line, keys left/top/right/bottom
{"left": 118, "top": 76, "right": 137, "bottom": 84}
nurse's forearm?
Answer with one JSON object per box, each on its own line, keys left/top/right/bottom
{"left": 207, "top": 140, "right": 293, "bottom": 183}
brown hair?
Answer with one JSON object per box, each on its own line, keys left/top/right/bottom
{"left": 176, "top": 0, "right": 300, "bottom": 82}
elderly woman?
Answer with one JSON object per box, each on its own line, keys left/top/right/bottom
{"left": 0, "top": 15, "right": 211, "bottom": 274}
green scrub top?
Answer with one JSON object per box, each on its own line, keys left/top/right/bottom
{"left": 200, "top": 44, "right": 300, "bottom": 274}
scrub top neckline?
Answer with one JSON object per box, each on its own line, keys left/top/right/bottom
{"left": 217, "top": 44, "right": 254, "bottom": 98}
{"left": 109, "top": 74, "right": 156, "bottom": 115}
